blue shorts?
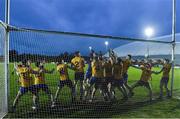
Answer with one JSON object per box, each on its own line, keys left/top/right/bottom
{"left": 35, "top": 84, "right": 49, "bottom": 93}
{"left": 75, "top": 72, "right": 84, "bottom": 81}
{"left": 19, "top": 85, "right": 36, "bottom": 94}
{"left": 85, "top": 72, "right": 92, "bottom": 79}
{"left": 90, "top": 77, "right": 105, "bottom": 89}
{"left": 161, "top": 77, "right": 169, "bottom": 84}
{"left": 90, "top": 77, "right": 97, "bottom": 85}
{"left": 105, "top": 77, "right": 113, "bottom": 83}
{"left": 123, "top": 73, "right": 128, "bottom": 81}
{"left": 113, "top": 79, "right": 124, "bottom": 86}
{"left": 58, "top": 80, "right": 74, "bottom": 88}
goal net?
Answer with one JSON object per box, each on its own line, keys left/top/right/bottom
{"left": 3, "top": 25, "right": 180, "bottom": 118}
{"left": 0, "top": 23, "right": 7, "bottom": 118}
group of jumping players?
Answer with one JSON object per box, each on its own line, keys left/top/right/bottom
{"left": 11, "top": 49, "right": 172, "bottom": 112}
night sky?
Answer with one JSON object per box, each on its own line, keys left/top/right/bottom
{"left": 0, "top": 0, "right": 179, "bottom": 55}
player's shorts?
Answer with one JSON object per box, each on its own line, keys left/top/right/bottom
{"left": 58, "top": 79, "right": 74, "bottom": 88}
{"left": 90, "top": 77, "right": 106, "bottom": 89}
{"left": 113, "top": 79, "right": 124, "bottom": 87}
{"left": 105, "top": 77, "right": 113, "bottom": 84}
{"left": 90, "top": 77, "right": 98, "bottom": 85}
{"left": 75, "top": 72, "right": 84, "bottom": 81}
{"left": 19, "top": 85, "right": 36, "bottom": 94}
{"left": 137, "top": 80, "right": 150, "bottom": 87}
{"left": 123, "top": 73, "right": 128, "bottom": 82}
{"left": 35, "top": 84, "right": 49, "bottom": 93}
{"left": 85, "top": 72, "right": 92, "bottom": 79}
{"left": 160, "top": 77, "right": 169, "bottom": 84}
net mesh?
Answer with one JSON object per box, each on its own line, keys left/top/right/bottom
{"left": 5, "top": 26, "right": 180, "bottom": 118}
{"left": 174, "top": 43, "right": 180, "bottom": 98}
{"left": 0, "top": 24, "right": 6, "bottom": 118}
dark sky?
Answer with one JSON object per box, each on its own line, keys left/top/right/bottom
{"left": 0, "top": 0, "right": 180, "bottom": 55}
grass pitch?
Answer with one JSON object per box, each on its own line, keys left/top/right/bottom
{"left": 5, "top": 63, "right": 180, "bottom": 118}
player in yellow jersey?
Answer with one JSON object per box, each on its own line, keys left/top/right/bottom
{"left": 89, "top": 56, "right": 108, "bottom": 102}
{"left": 33, "top": 61, "right": 55, "bottom": 107}
{"left": 111, "top": 58, "right": 128, "bottom": 101}
{"left": 129, "top": 63, "right": 160, "bottom": 101}
{"left": 53, "top": 59, "right": 76, "bottom": 105}
{"left": 158, "top": 59, "right": 172, "bottom": 98}
{"left": 104, "top": 58, "right": 113, "bottom": 85}
{"left": 103, "top": 58, "right": 113, "bottom": 99}
{"left": 12, "top": 60, "right": 39, "bottom": 112}
{"left": 122, "top": 55, "right": 133, "bottom": 92}
{"left": 71, "top": 51, "right": 85, "bottom": 100}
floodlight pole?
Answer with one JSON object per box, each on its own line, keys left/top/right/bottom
{"left": 5, "top": 0, "right": 10, "bottom": 113}
{"left": 170, "top": 0, "right": 176, "bottom": 97}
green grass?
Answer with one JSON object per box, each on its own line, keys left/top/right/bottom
{"left": 5, "top": 63, "right": 180, "bottom": 118}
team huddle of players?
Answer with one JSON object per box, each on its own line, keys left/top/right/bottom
{"left": 11, "top": 50, "right": 172, "bottom": 111}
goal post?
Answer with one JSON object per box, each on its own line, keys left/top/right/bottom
{"left": 0, "top": 21, "right": 8, "bottom": 118}
{"left": 170, "top": 0, "right": 176, "bottom": 97}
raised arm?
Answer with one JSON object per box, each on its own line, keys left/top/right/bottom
{"left": 131, "top": 65, "right": 141, "bottom": 70}
{"left": 151, "top": 70, "right": 161, "bottom": 75}
{"left": 29, "top": 68, "right": 40, "bottom": 74}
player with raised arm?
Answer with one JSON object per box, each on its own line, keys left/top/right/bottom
{"left": 158, "top": 59, "right": 172, "bottom": 98}
{"left": 33, "top": 61, "right": 55, "bottom": 108}
{"left": 129, "top": 62, "right": 160, "bottom": 101}
{"left": 89, "top": 55, "right": 108, "bottom": 102}
{"left": 12, "top": 60, "right": 39, "bottom": 112}
{"left": 53, "top": 59, "right": 76, "bottom": 106}
{"left": 71, "top": 51, "right": 85, "bottom": 101}
{"left": 111, "top": 58, "right": 128, "bottom": 101}
{"left": 122, "top": 55, "right": 133, "bottom": 92}
{"left": 103, "top": 58, "right": 113, "bottom": 100}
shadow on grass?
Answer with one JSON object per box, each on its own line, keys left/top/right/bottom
{"left": 5, "top": 98, "right": 162, "bottom": 118}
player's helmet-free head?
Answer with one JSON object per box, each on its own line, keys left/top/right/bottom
{"left": 117, "top": 57, "right": 122, "bottom": 64}
{"left": 22, "top": 59, "right": 28, "bottom": 66}
{"left": 18, "top": 62, "right": 23, "bottom": 67}
{"left": 145, "top": 63, "right": 152, "bottom": 69}
{"left": 127, "top": 54, "right": 132, "bottom": 60}
{"left": 165, "top": 59, "right": 170, "bottom": 63}
{"left": 57, "top": 59, "right": 64, "bottom": 65}
{"left": 75, "top": 51, "right": 80, "bottom": 56}
{"left": 35, "top": 61, "right": 41, "bottom": 67}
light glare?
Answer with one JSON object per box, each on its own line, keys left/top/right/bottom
{"left": 105, "top": 41, "right": 109, "bottom": 46}
{"left": 145, "top": 27, "right": 154, "bottom": 38}
{"left": 89, "top": 46, "right": 92, "bottom": 50}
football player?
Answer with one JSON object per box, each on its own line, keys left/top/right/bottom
{"left": 89, "top": 55, "right": 108, "bottom": 102}
{"left": 33, "top": 61, "right": 55, "bottom": 107}
{"left": 71, "top": 51, "right": 85, "bottom": 100}
{"left": 129, "top": 63, "right": 160, "bottom": 101}
{"left": 158, "top": 59, "right": 172, "bottom": 98}
{"left": 111, "top": 58, "right": 128, "bottom": 100}
{"left": 122, "top": 55, "right": 133, "bottom": 92}
{"left": 53, "top": 59, "right": 76, "bottom": 105}
{"left": 12, "top": 60, "right": 39, "bottom": 112}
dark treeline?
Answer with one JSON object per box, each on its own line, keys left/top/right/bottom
{"left": 8, "top": 50, "right": 180, "bottom": 65}
{"left": 9, "top": 50, "right": 90, "bottom": 63}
